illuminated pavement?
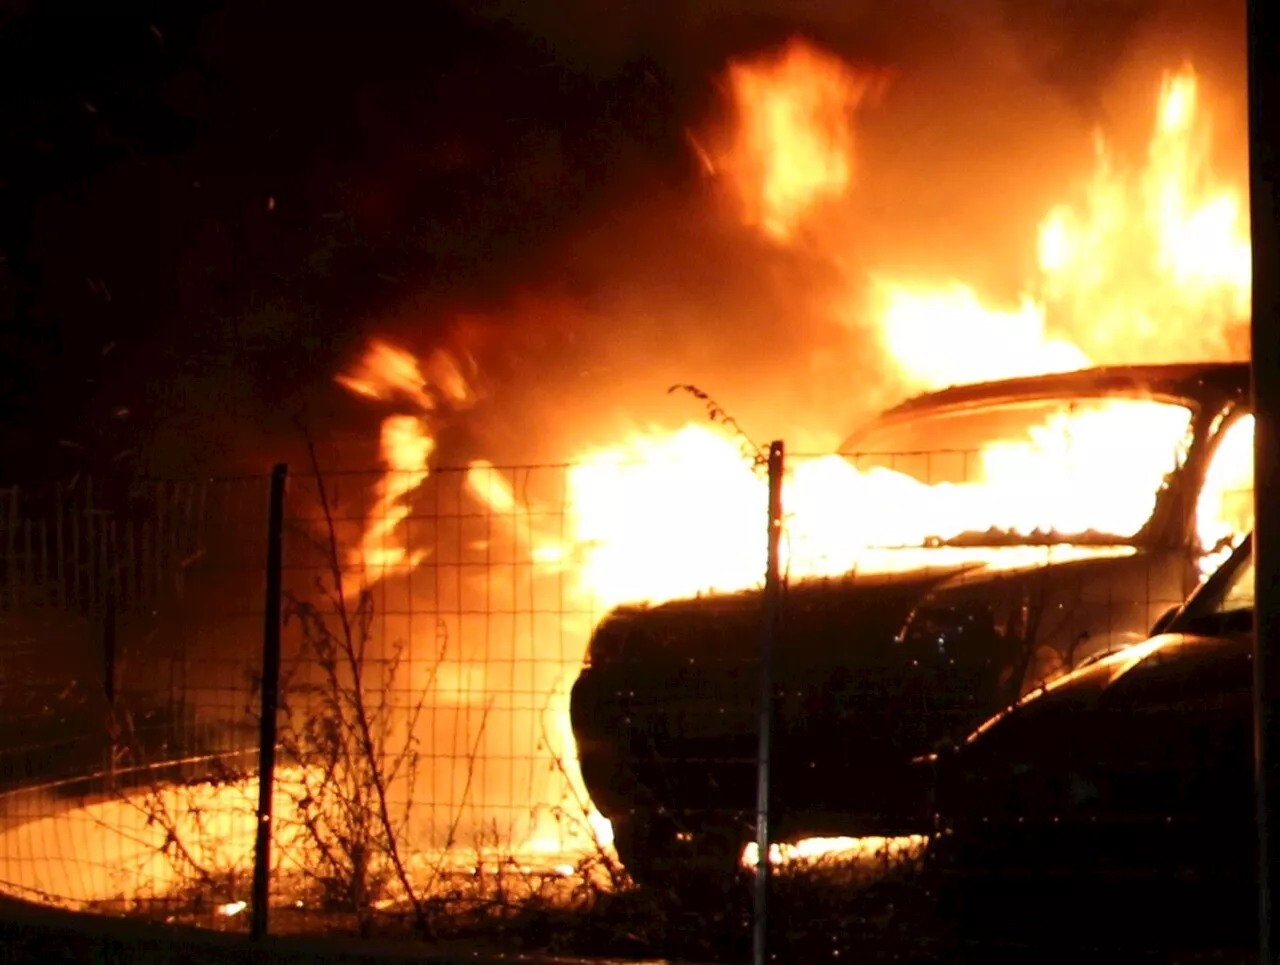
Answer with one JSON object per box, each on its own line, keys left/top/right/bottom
{"left": 0, "top": 772, "right": 1254, "bottom": 963}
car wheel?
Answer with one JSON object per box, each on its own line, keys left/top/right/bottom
{"left": 612, "top": 811, "right": 746, "bottom": 896}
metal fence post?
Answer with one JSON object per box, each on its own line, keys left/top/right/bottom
{"left": 1249, "top": 5, "right": 1280, "bottom": 960}
{"left": 753, "top": 441, "right": 784, "bottom": 965}
{"left": 252, "top": 464, "right": 288, "bottom": 942}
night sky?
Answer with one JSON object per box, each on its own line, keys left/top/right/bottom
{"left": 0, "top": 0, "right": 1246, "bottom": 485}
{"left": 1, "top": 0, "right": 677, "bottom": 482}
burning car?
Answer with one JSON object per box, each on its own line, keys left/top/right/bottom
{"left": 569, "top": 360, "right": 1253, "bottom": 885}
{"left": 930, "top": 532, "right": 1257, "bottom": 946}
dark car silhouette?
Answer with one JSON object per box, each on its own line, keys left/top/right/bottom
{"left": 932, "top": 533, "right": 1258, "bottom": 945}
{"left": 570, "top": 361, "right": 1253, "bottom": 886}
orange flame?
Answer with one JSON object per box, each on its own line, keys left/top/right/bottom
{"left": 354, "top": 414, "right": 433, "bottom": 590}
{"left": 717, "top": 51, "right": 1247, "bottom": 393}
{"left": 547, "top": 400, "right": 1192, "bottom": 611}
{"left": 335, "top": 341, "right": 475, "bottom": 594}
{"left": 1196, "top": 413, "right": 1255, "bottom": 576}
{"left": 336, "top": 338, "right": 474, "bottom": 411}
{"left": 871, "top": 64, "right": 1248, "bottom": 393}
{"left": 719, "top": 37, "right": 884, "bottom": 241}
{"left": 1037, "top": 64, "right": 1250, "bottom": 362}
{"left": 871, "top": 280, "right": 1092, "bottom": 392}
{"left": 336, "top": 339, "right": 438, "bottom": 410}
{"left": 340, "top": 58, "right": 1249, "bottom": 608}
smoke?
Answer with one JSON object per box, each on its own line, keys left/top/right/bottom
{"left": 370, "top": 0, "right": 1239, "bottom": 467}
{"left": 11, "top": 0, "right": 1235, "bottom": 476}
{"left": 456, "top": 0, "right": 1233, "bottom": 104}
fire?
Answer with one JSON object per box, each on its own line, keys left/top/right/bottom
{"left": 717, "top": 51, "right": 1247, "bottom": 393}
{"left": 326, "top": 50, "right": 1252, "bottom": 870}
{"left": 337, "top": 55, "right": 1248, "bottom": 608}
{"left": 870, "top": 64, "right": 1248, "bottom": 393}
{"left": 1036, "top": 64, "right": 1250, "bottom": 364}
{"left": 871, "top": 280, "right": 1091, "bottom": 392}
{"left": 1196, "top": 413, "right": 1255, "bottom": 577}
{"left": 546, "top": 398, "right": 1191, "bottom": 611}
{"left": 741, "top": 834, "right": 928, "bottom": 870}
{"left": 717, "top": 37, "right": 884, "bottom": 241}
{"left": 561, "top": 425, "right": 771, "bottom": 607}
{"left": 353, "top": 415, "right": 433, "bottom": 585}
{"left": 335, "top": 341, "right": 475, "bottom": 594}
{"left": 335, "top": 337, "right": 473, "bottom": 411}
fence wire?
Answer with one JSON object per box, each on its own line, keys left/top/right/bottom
{"left": 0, "top": 477, "right": 268, "bottom": 917}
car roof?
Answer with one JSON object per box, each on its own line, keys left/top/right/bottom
{"left": 867, "top": 361, "right": 1249, "bottom": 426}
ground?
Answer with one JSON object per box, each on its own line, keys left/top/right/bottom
{"left": 0, "top": 877, "right": 1261, "bottom": 965}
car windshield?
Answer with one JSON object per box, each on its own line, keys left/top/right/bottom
{"left": 1173, "top": 538, "right": 1254, "bottom": 633}
{"left": 839, "top": 396, "right": 1195, "bottom": 546}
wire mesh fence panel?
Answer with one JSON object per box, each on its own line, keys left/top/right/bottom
{"left": 273, "top": 463, "right": 615, "bottom": 919}
{"left": 0, "top": 404, "right": 1256, "bottom": 952}
{"left": 263, "top": 447, "right": 792, "bottom": 921}
{"left": 746, "top": 397, "right": 1252, "bottom": 951}
{"left": 0, "top": 475, "right": 270, "bottom": 923}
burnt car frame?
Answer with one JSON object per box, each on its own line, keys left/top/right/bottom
{"left": 570, "top": 361, "right": 1252, "bottom": 886}
{"left": 930, "top": 533, "right": 1257, "bottom": 946}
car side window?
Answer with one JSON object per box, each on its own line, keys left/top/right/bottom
{"left": 1214, "top": 554, "right": 1255, "bottom": 615}
{"left": 1196, "top": 412, "right": 1254, "bottom": 562}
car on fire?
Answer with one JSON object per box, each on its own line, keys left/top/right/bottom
{"left": 569, "top": 360, "right": 1253, "bottom": 886}
{"left": 930, "top": 532, "right": 1257, "bottom": 946}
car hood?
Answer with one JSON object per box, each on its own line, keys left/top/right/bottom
{"left": 585, "top": 542, "right": 1143, "bottom": 668}
{"left": 960, "top": 629, "right": 1246, "bottom": 753}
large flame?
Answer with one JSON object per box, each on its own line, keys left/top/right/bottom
{"left": 1037, "top": 65, "right": 1251, "bottom": 363}
{"left": 866, "top": 64, "right": 1248, "bottom": 394}
{"left": 337, "top": 57, "right": 1249, "bottom": 605}
{"left": 546, "top": 401, "right": 1194, "bottom": 611}
{"left": 714, "top": 55, "right": 1247, "bottom": 397}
